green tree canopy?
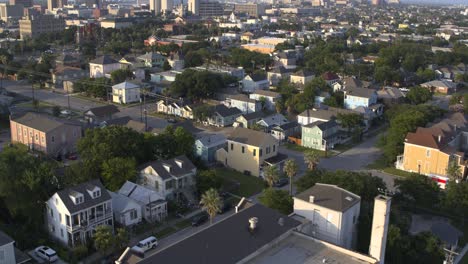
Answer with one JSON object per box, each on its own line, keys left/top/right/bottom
{"left": 196, "top": 170, "right": 223, "bottom": 196}
{"left": 101, "top": 157, "right": 137, "bottom": 191}
{"left": 406, "top": 86, "right": 432, "bottom": 105}
{"left": 258, "top": 188, "right": 293, "bottom": 215}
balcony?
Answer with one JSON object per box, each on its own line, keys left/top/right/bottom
{"left": 66, "top": 211, "right": 112, "bottom": 232}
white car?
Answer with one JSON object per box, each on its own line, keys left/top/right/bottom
{"left": 35, "top": 246, "right": 58, "bottom": 262}
{"left": 131, "top": 236, "right": 158, "bottom": 254}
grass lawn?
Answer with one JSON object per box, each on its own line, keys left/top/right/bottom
{"left": 155, "top": 226, "right": 177, "bottom": 238}
{"left": 284, "top": 143, "right": 330, "bottom": 157}
{"left": 174, "top": 219, "right": 191, "bottom": 230}
{"left": 16, "top": 101, "right": 54, "bottom": 108}
{"left": 216, "top": 168, "right": 265, "bottom": 197}
{"left": 366, "top": 156, "right": 414, "bottom": 178}
{"left": 382, "top": 167, "right": 414, "bottom": 178}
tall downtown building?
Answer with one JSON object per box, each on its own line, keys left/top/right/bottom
{"left": 150, "top": 0, "right": 173, "bottom": 14}
{"left": 188, "top": 0, "right": 199, "bottom": 15}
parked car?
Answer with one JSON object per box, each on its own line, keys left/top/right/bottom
{"left": 132, "top": 236, "right": 158, "bottom": 254}
{"left": 274, "top": 178, "right": 289, "bottom": 187}
{"left": 191, "top": 213, "right": 209, "bottom": 226}
{"left": 167, "top": 118, "right": 177, "bottom": 123}
{"left": 35, "top": 246, "right": 58, "bottom": 262}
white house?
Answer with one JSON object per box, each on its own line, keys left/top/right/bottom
{"left": 249, "top": 90, "right": 281, "bottom": 111}
{"left": 117, "top": 182, "right": 167, "bottom": 223}
{"left": 45, "top": 180, "right": 113, "bottom": 247}
{"left": 0, "top": 231, "right": 29, "bottom": 264}
{"left": 343, "top": 87, "right": 378, "bottom": 110}
{"left": 112, "top": 81, "right": 141, "bottom": 104}
{"left": 226, "top": 94, "right": 261, "bottom": 114}
{"left": 290, "top": 70, "right": 315, "bottom": 85}
{"left": 138, "top": 155, "right": 197, "bottom": 201}
{"left": 293, "top": 183, "right": 361, "bottom": 249}
{"left": 89, "top": 55, "right": 121, "bottom": 78}
{"left": 240, "top": 74, "right": 269, "bottom": 93}
{"left": 168, "top": 52, "right": 185, "bottom": 71}
{"left": 109, "top": 191, "right": 143, "bottom": 227}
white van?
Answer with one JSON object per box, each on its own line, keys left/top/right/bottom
{"left": 131, "top": 236, "right": 158, "bottom": 253}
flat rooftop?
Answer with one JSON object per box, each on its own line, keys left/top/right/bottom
{"left": 245, "top": 232, "right": 376, "bottom": 264}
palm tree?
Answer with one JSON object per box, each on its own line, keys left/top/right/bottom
{"left": 304, "top": 150, "right": 320, "bottom": 171}
{"left": 200, "top": 188, "right": 223, "bottom": 224}
{"left": 264, "top": 165, "right": 280, "bottom": 188}
{"left": 283, "top": 159, "right": 298, "bottom": 195}
{"left": 0, "top": 55, "right": 9, "bottom": 89}
{"left": 446, "top": 158, "right": 462, "bottom": 181}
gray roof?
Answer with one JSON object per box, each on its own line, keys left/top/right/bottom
{"left": 345, "top": 87, "right": 376, "bottom": 99}
{"left": 196, "top": 134, "right": 226, "bottom": 148}
{"left": 139, "top": 155, "right": 195, "bottom": 181}
{"left": 304, "top": 120, "right": 338, "bottom": 131}
{"left": 112, "top": 81, "right": 140, "bottom": 90}
{"left": 295, "top": 183, "right": 361, "bottom": 212}
{"left": 240, "top": 111, "right": 268, "bottom": 121}
{"left": 274, "top": 121, "right": 299, "bottom": 131}
{"left": 56, "top": 179, "right": 111, "bottom": 214}
{"left": 0, "top": 230, "right": 14, "bottom": 246}
{"left": 228, "top": 127, "right": 275, "bottom": 147}
{"left": 251, "top": 89, "right": 280, "bottom": 98}
{"left": 249, "top": 74, "right": 267, "bottom": 82}
{"left": 292, "top": 70, "right": 314, "bottom": 77}
{"left": 90, "top": 55, "right": 118, "bottom": 65}
{"left": 86, "top": 105, "right": 120, "bottom": 117}
{"left": 139, "top": 204, "right": 301, "bottom": 264}
{"left": 214, "top": 104, "right": 242, "bottom": 117}
{"left": 228, "top": 94, "right": 257, "bottom": 104}
{"left": 12, "top": 112, "right": 81, "bottom": 132}
{"left": 298, "top": 107, "right": 358, "bottom": 121}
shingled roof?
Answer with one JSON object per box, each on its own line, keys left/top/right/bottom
{"left": 295, "top": 183, "right": 361, "bottom": 212}
{"left": 11, "top": 112, "right": 81, "bottom": 132}
{"left": 56, "top": 179, "right": 111, "bottom": 214}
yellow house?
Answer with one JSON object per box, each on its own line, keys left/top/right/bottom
{"left": 216, "top": 128, "right": 287, "bottom": 177}
{"left": 395, "top": 113, "right": 468, "bottom": 187}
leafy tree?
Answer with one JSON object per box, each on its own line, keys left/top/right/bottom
{"left": 115, "top": 228, "right": 130, "bottom": 250}
{"left": 193, "top": 105, "right": 214, "bottom": 121}
{"left": 336, "top": 113, "right": 364, "bottom": 134}
{"left": 184, "top": 50, "right": 204, "bottom": 67}
{"left": 110, "top": 68, "right": 133, "bottom": 84}
{"left": 174, "top": 126, "right": 195, "bottom": 157}
{"left": 170, "top": 69, "right": 225, "bottom": 101}
{"left": 93, "top": 225, "right": 114, "bottom": 254}
{"left": 445, "top": 158, "right": 462, "bottom": 181}
{"left": 101, "top": 157, "right": 137, "bottom": 191}
{"left": 394, "top": 174, "right": 440, "bottom": 208}
{"left": 416, "top": 68, "right": 436, "bottom": 82}
{"left": 162, "top": 60, "right": 172, "bottom": 71}
{"left": 258, "top": 188, "right": 293, "bottom": 215}
{"left": 283, "top": 159, "right": 298, "bottom": 195}
{"left": 304, "top": 150, "right": 320, "bottom": 170}
{"left": 443, "top": 181, "right": 468, "bottom": 218}
{"left": 258, "top": 96, "right": 267, "bottom": 110}
{"left": 196, "top": 170, "right": 223, "bottom": 196}
{"left": 200, "top": 188, "right": 223, "bottom": 224}
{"left": 52, "top": 106, "right": 61, "bottom": 117}
{"left": 264, "top": 165, "right": 280, "bottom": 187}
{"left": 406, "top": 86, "right": 432, "bottom": 105}
{"left": 464, "top": 94, "right": 468, "bottom": 112}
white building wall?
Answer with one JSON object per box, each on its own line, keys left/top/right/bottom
{"left": 0, "top": 243, "right": 15, "bottom": 264}
{"left": 297, "top": 115, "right": 327, "bottom": 126}
{"left": 46, "top": 193, "right": 71, "bottom": 246}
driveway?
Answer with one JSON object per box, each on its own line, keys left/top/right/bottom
{"left": 27, "top": 249, "right": 67, "bottom": 264}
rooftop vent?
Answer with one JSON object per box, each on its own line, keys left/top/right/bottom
{"left": 309, "top": 196, "right": 315, "bottom": 203}
{"left": 345, "top": 196, "right": 353, "bottom": 202}
{"left": 278, "top": 217, "right": 284, "bottom": 226}
{"left": 249, "top": 217, "right": 258, "bottom": 230}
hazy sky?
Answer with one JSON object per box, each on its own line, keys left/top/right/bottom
{"left": 402, "top": 0, "right": 468, "bottom": 5}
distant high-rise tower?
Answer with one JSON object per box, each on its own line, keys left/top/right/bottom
{"left": 371, "top": 0, "right": 381, "bottom": 5}
{"left": 47, "top": 0, "right": 67, "bottom": 10}
{"left": 387, "top": 0, "right": 400, "bottom": 4}
{"left": 150, "top": 0, "right": 161, "bottom": 15}
{"left": 161, "top": 0, "right": 173, "bottom": 13}
{"left": 369, "top": 195, "right": 391, "bottom": 264}
{"left": 188, "top": 0, "right": 199, "bottom": 15}
{"left": 9, "top": 0, "right": 32, "bottom": 7}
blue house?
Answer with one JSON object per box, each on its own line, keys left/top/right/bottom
{"left": 343, "top": 87, "right": 378, "bottom": 110}
{"left": 194, "top": 134, "right": 226, "bottom": 163}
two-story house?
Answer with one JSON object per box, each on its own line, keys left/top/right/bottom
{"left": 226, "top": 94, "right": 261, "bottom": 114}
{"left": 267, "top": 66, "right": 292, "bottom": 86}
{"left": 117, "top": 181, "right": 167, "bottom": 223}
{"left": 249, "top": 90, "right": 281, "bottom": 112}
{"left": 293, "top": 183, "right": 361, "bottom": 249}
{"left": 84, "top": 105, "right": 120, "bottom": 126}
{"left": 216, "top": 128, "right": 287, "bottom": 177}
{"left": 207, "top": 104, "right": 242, "bottom": 127}
{"left": 137, "top": 52, "right": 166, "bottom": 68}
{"left": 138, "top": 155, "right": 197, "bottom": 201}
{"left": 10, "top": 112, "right": 82, "bottom": 157}
{"left": 343, "top": 87, "right": 378, "bottom": 110}
{"left": 240, "top": 74, "right": 269, "bottom": 93}
{"left": 45, "top": 180, "right": 113, "bottom": 247}
{"left": 89, "top": 55, "right": 121, "bottom": 78}
{"left": 112, "top": 81, "right": 141, "bottom": 104}
{"left": 290, "top": 70, "right": 315, "bottom": 85}
{"left": 301, "top": 120, "right": 339, "bottom": 151}
{"left": 234, "top": 111, "right": 267, "bottom": 129}
{"left": 0, "top": 230, "right": 30, "bottom": 264}
{"left": 194, "top": 134, "right": 227, "bottom": 163}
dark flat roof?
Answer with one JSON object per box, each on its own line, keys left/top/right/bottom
{"left": 139, "top": 204, "right": 301, "bottom": 264}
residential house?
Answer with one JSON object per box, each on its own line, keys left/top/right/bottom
{"left": 345, "top": 54, "right": 363, "bottom": 64}
{"left": 137, "top": 52, "right": 166, "bottom": 68}
{"left": 293, "top": 183, "right": 361, "bottom": 249}
{"left": 241, "top": 31, "right": 254, "bottom": 42}
{"left": 342, "top": 76, "right": 371, "bottom": 90}
{"left": 118, "top": 181, "right": 167, "bottom": 223}
{"left": 109, "top": 192, "right": 142, "bottom": 227}
{"left": 274, "top": 51, "right": 297, "bottom": 69}
{"left": 420, "top": 80, "right": 457, "bottom": 94}
{"left": 10, "top": 112, "right": 82, "bottom": 156}
{"left": 249, "top": 90, "right": 281, "bottom": 111}
{"left": 150, "top": 70, "right": 181, "bottom": 84}
{"left": 233, "top": 111, "right": 267, "bottom": 128}
{"left": 377, "top": 87, "right": 405, "bottom": 106}
{"left": 297, "top": 107, "right": 375, "bottom": 131}
{"left": 271, "top": 121, "right": 300, "bottom": 141}
{"left": 194, "top": 133, "right": 227, "bottom": 163}
{"left": 290, "top": 70, "right": 315, "bottom": 85}
{"left": 216, "top": 128, "right": 287, "bottom": 177}
{"left": 0, "top": 230, "right": 30, "bottom": 264}
{"left": 343, "top": 87, "right": 378, "bottom": 110}
{"left": 84, "top": 105, "right": 120, "bottom": 125}
{"left": 226, "top": 94, "right": 261, "bottom": 114}
{"left": 168, "top": 51, "right": 185, "bottom": 71}
{"left": 322, "top": 72, "right": 340, "bottom": 86}
{"left": 51, "top": 66, "right": 88, "bottom": 91}
{"left": 315, "top": 92, "right": 330, "bottom": 107}
{"left": 207, "top": 104, "right": 242, "bottom": 127}
{"left": 45, "top": 180, "right": 113, "bottom": 247}
{"left": 395, "top": 113, "right": 468, "bottom": 188}
{"left": 89, "top": 55, "right": 120, "bottom": 78}
{"left": 256, "top": 113, "right": 289, "bottom": 132}
{"left": 112, "top": 81, "right": 141, "bottom": 104}
{"left": 267, "top": 66, "right": 291, "bottom": 86}
{"left": 240, "top": 74, "right": 269, "bottom": 93}
{"left": 55, "top": 53, "right": 81, "bottom": 68}
{"left": 301, "top": 120, "right": 339, "bottom": 151}
{"left": 138, "top": 155, "right": 197, "bottom": 201}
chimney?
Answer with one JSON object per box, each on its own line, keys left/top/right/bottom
{"left": 438, "top": 135, "right": 442, "bottom": 143}
{"left": 369, "top": 195, "right": 392, "bottom": 264}
{"left": 249, "top": 217, "right": 258, "bottom": 230}
{"left": 309, "top": 196, "right": 315, "bottom": 203}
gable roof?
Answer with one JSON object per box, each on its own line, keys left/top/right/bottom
{"left": 295, "top": 183, "right": 361, "bottom": 212}
{"left": 139, "top": 155, "right": 196, "bottom": 181}
{"left": 139, "top": 204, "right": 301, "bottom": 264}
{"left": 214, "top": 104, "right": 242, "bottom": 117}
{"left": 304, "top": 120, "right": 338, "bottom": 131}
{"left": 251, "top": 89, "right": 280, "bottom": 98}
{"left": 258, "top": 113, "right": 289, "bottom": 127}
{"left": 248, "top": 74, "right": 267, "bottom": 82}
{"left": 56, "top": 179, "right": 111, "bottom": 214}
{"left": 228, "top": 94, "right": 257, "bottom": 104}
{"left": 117, "top": 181, "right": 165, "bottom": 205}
{"left": 86, "top": 105, "right": 120, "bottom": 117}
{"left": 112, "top": 81, "right": 140, "bottom": 90}
{"left": 11, "top": 112, "right": 81, "bottom": 132}
{"left": 322, "top": 72, "right": 339, "bottom": 81}
{"left": 196, "top": 133, "right": 226, "bottom": 148}
{"left": 239, "top": 111, "right": 268, "bottom": 121}
{"left": 291, "top": 69, "right": 314, "bottom": 77}
{"left": 345, "top": 87, "right": 376, "bottom": 98}
{"left": 90, "top": 55, "right": 119, "bottom": 65}
{"left": 228, "top": 127, "right": 275, "bottom": 146}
